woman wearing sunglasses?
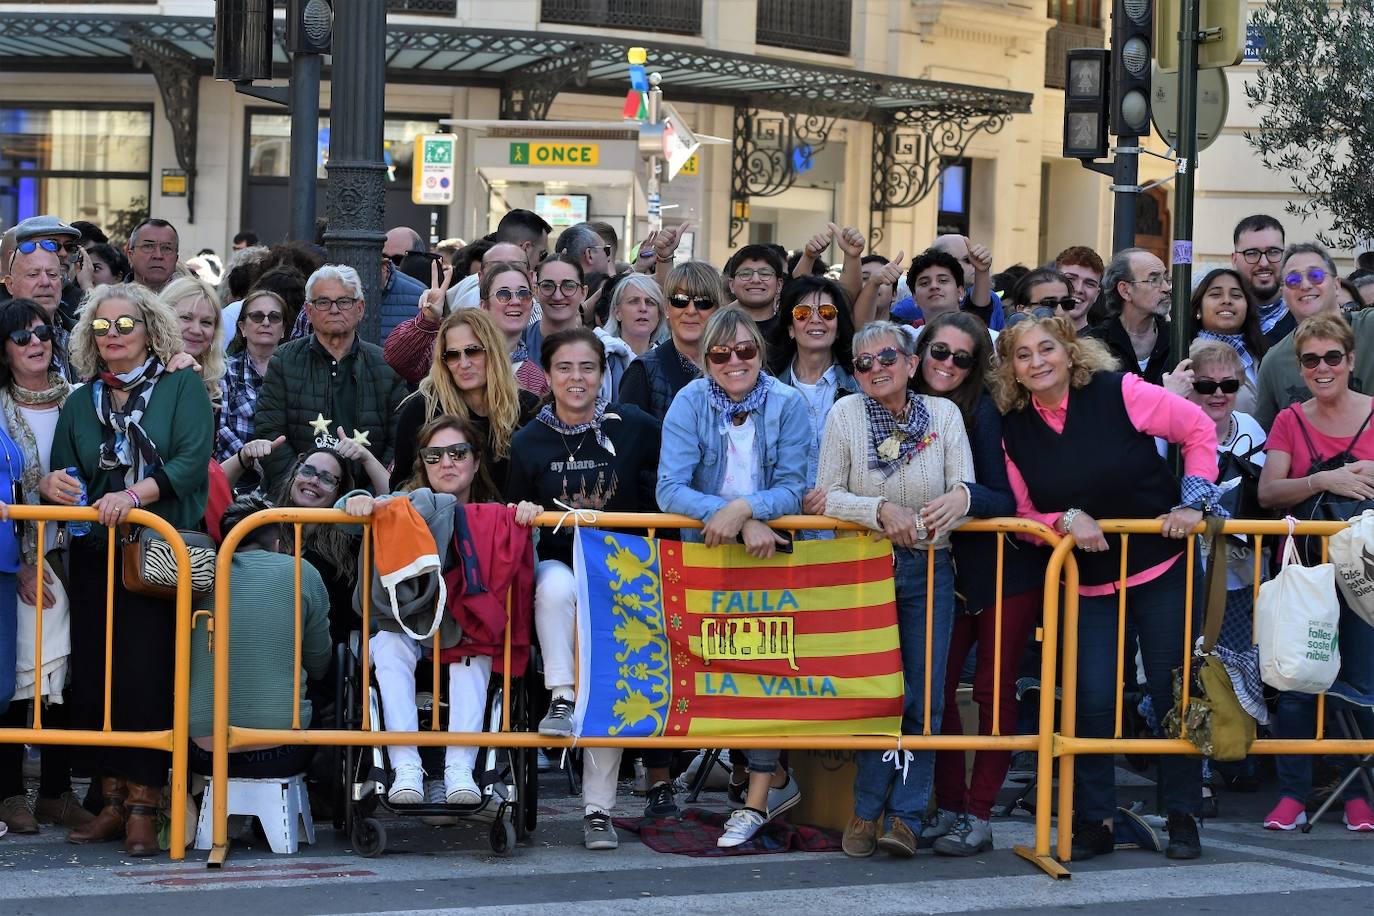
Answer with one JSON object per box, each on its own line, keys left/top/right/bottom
{"left": 658, "top": 308, "right": 810, "bottom": 849}
{"left": 42, "top": 283, "right": 213, "bottom": 855}
{"left": 812, "top": 320, "right": 973, "bottom": 859}
{"left": 766, "top": 275, "right": 858, "bottom": 540}
{"left": 477, "top": 260, "right": 546, "bottom": 397}
{"left": 1169, "top": 268, "right": 1269, "bottom": 417}
{"left": 620, "top": 261, "right": 726, "bottom": 420}
{"left": 905, "top": 311, "right": 1046, "bottom": 856}
{"left": 992, "top": 314, "right": 1219, "bottom": 861}
{"left": 504, "top": 328, "right": 663, "bottom": 850}
{"left": 1257, "top": 313, "right": 1374, "bottom": 833}
{"left": 216, "top": 289, "right": 289, "bottom": 465}
{"left": 342, "top": 414, "right": 540, "bottom": 811}
{"left": 1008, "top": 268, "right": 1075, "bottom": 317}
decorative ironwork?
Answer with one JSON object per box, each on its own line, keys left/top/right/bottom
{"left": 128, "top": 36, "right": 199, "bottom": 223}
{"left": 729, "top": 107, "right": 836, "bottom": 246}
{"left": 387, "top": 0, "right": 457, "bottom": 14}
{"left": 540, "top": 0, "right": 701, "bottom": 35}
{"left": 756, "top": 0, "right": 852, "bottom": 56}
{"left": 499, "top": 47, "right": 594, "bottom": 121}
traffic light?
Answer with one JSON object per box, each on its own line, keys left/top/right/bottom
{"left": 1063, "top": 49, "right": 1110, "bottom": 160}
{"left": 213, "top": 0, "right": 274, "bottom": 82}
{"left": 1109, "top": 0, "right": 1153, "bottom": 136}
{"left": 287, "top": 0, "right": 333, "bottom": 55}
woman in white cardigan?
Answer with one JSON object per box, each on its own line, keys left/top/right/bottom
{"left": 814, "top": 320, "right": 973, "bottom": 860}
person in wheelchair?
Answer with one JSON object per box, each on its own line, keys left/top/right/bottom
{"left": 342, "top": 415, "right": 539, "bottom": 808}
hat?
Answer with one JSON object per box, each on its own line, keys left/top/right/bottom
{"left": 12, "top": 215, "right": 79, "bottom": 243}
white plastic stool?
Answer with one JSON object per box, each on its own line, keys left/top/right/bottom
{"left": 194, "top": 773, "right": 315, "bottom": 854}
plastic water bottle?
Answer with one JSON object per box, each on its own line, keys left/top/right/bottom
{"left": 65, "top": 466, "right": 89, "bottom": 537}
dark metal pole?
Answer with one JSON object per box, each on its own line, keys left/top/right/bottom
{"left": 288, "top": 50, "right": 321, "bottom": 243}
{"left": 323, "top": 0, "right": 387, "bottom": 345}
{"left": 1112, "top": 134, "right": 1138, "bottom": 254}
{"left": 1170, "top": 0, "right": 1200, "bottom": 367}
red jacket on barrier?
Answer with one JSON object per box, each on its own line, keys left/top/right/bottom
{"left": 438, "top": 503, "right": 534, "bottom": 675}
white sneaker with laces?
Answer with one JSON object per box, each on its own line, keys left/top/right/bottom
{"left": 421, "top": 780, "right": 458, "bottom": 825}
{"left": 387, "top": 763, "right": 424, "bottom": 805}
{"left": 444, "top": 765, "right": 481, "bottom": 806}
{"left": 717, "top": 808, "right": 767, "bottom": 848}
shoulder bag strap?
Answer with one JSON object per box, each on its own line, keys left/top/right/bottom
{"left": 1343, "top": 408, "right": 1374, "bottom": 455}
{"left": 1291, "top": 406, "right": 1327, "bottom": 468}
{"left": 1198, "top": 515, "right": 1229, "bottom": 655}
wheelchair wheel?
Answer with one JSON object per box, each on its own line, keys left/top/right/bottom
{"left": 489, "top": 807, "right": 516, "bottom": 857}
{"left": 351, "top": 816, "right": 386, "bottom": 858}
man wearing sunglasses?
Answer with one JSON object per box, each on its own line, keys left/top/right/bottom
{"left": 376, "top": 226, "right": 430, "bottom": 343}
{"left": 554, "top": 222, "right": 614, "bottom": 279}
{"left": 1253, "top": 242, "right": 1374, "bottom": 430}
{"left": 0, "top": 215, "right": 86, "bottom": 330}
{"left": 1092, "top": 247, "right": 1175, "bottom": 387}
{"left": 1230, "top": 214, "right": 1291, "bottom": 345}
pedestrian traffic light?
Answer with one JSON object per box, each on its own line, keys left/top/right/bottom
{"left": 287, "top": 0, "right": 333, "bottom": 55}
{"left": 1109, "top": 0, "right": 1153, "bottom": 136}
{"left": 1063, "top": 49, "right": 1111, "bottom": 159}
{"left": 213, "top": 0, "right": 274, "bottom": 82}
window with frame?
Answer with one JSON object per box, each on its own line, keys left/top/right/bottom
{"left": 1047, "top": 0, "right": 1101, "bottom": 28}
{"left": 0, "top": 106, "right": 153, "bottom": 241}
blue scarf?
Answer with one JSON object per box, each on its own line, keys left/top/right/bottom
{"left": 864, "top": 390, "right": 934, "bottom": 479}
{"left": 707, "top": 373, "right": 772, "bottom": 431}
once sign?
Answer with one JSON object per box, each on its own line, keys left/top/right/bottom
{"left": 508, "top": 142, "right": 600, "bottom": 166}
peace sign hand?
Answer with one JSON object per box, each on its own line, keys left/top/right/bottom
{"left": 419, "top": 258, "right": 453, "bottom": 323}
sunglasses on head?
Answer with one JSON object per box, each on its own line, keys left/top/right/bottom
{"left": 421, "top": 443, "right": 474, "bottom": 464}
{"left": 296, "top": 462, "right": 340, "bottom": 489}
{"left": 1284, "top": 268, "right": 1328, "bottom": 289}
{"left": 926, "top": 341, "right": 975, "bottom": 370}
{"left": 1192, "top": 378, "right": 1241, "bottom": 395}
{"left": 667, "top": 295, "right": 716, "bottom": 311}
{"left": 8, "top": 324, "right": 54, "bottom": 347}
{"left": 852, "top": 347, "right": 902, "bottom": 374}
{"left": 443, "top": 343, "right": 486, "bottom": 363}
{"left": 1298, "top": 349, "right": 1346, "bottom": 369}
{"left": 792, "top": 303, "right": 838, "bottom": 323}
{"left": 705, "top": 341, "right": 759, "bottom": 365}
{"left": 16, "top": 239, "right": 61, "bottom": 257}
{"left": 91, "top": 315, "right": 144, "bottom": 337}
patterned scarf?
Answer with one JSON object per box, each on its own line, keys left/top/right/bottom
{"left": 864, "top": 390, "right": 936, "bottom": 479}
{"left": 707, "top": 373, "right": 772, "bottom": 431}
{"left": 1196, "top": 330, "right": 1255, "bottom": 377}
{"left": 1, "top": 374, "right": 71, "bottom": 562}
{"left": 510, "top": 338, "right": 531, "bottom": 366}
{"left": 93, "top": 354, "right": 166, "bottom": 487}
{"left": 536, "top": 396, "right": 616, "bottom": 456}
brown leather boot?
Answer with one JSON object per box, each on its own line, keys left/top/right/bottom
{"left": 67, "top": 777, "right": 127, "bottom": 844}
{"left": 123, "top": 782, "right": 161, "bottom": 856}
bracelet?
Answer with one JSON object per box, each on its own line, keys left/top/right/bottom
{"left": 1307, "top": 475, "right": 1316, "bottom": 493}
{"left": 1060, "top": 507, "right": 1081, "bottom": 533}
{"left": 655, "top": 253, "right": 674, "bottom": 263}
{"left": 123, "top": 488, "right": 141, "bottom": 509}
{"left": 237, "top": 450, "right": 250, "bottom": 470}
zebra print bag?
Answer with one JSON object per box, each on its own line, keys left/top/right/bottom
{"left": 120, "top": 525, "right": 218, "bottom": 599}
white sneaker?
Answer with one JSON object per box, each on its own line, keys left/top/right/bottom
{"left": 717, "top": 808, "right": 767, "bottom": 848}
{"left": 387, "top": 763, "right": 424, "bottom": 805}
{"left": 444, "top": 765, "right": 481, "bottom": 806}
{"left": 421, "top": 780, "right": 458, "bottom": 826}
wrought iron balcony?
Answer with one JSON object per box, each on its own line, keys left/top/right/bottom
{"left": 540, "top": 0, "right": 702, "bottom": 35}
{"left": 388, "top": 0, "right": 458, "bottom": 13}
{"left": 756, "top": 0, "right": 851, "bottom": 56}
{"left": 1044, "top": 21, "right": 1105, "bottom": 89}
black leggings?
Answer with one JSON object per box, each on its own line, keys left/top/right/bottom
{"left": 0, "top": 699, "right": 74, "bottom": 799}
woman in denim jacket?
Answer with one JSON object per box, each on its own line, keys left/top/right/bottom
{"left": 656, "top": 307, "right": 810, "bottom": 848}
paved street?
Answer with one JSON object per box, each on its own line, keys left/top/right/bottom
{"left": 2, "top": 762, "right": 1372, "bottom": 915}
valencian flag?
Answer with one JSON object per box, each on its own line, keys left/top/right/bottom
{"left": 572, "top": 529, "right": 903, "bottom": 738}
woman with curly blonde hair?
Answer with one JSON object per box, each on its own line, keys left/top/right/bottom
{"left": 994, "top": 313, "right": 1220, "bottom": 862}
{"left": 43, "top": 282, "right": 212, "bottom": 856}
{"left": 390, "top": 307, "right": 538, "bottom": 491}
{"left": 160, "top": 275, "right": 226, "bottom": 406}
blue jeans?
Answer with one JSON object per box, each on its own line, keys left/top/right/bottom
{"left": 1074, "top": 558, "right": 1201, "bottom": 821}
{"left": 1275, "top": 604, "right": 1374, "bottom": 802}
{"left": 853, "top": 548, "right": 954, "bottom": 823}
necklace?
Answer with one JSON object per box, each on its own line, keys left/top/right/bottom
{"left": 1222, "top": 413, "right": 1236, "bottom": 448}
{"left": 563, "top": 429, "right": 591, "bottom": 466}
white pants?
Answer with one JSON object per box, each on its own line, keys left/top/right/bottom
{"left": 370, "top": 629, "right": 491, "bottom": 773}
{"left": 582, "top": 747, "right": 624, "bottom": 815}
{"left": 534, "top": 559, "right": 577, "bottom": 692}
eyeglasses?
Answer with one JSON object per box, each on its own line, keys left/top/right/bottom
{"left": 443, "top": 344, "right": 486, "bottom": 363}
{"left": 132, "top": 241, "right": 177, "bottom": 256}
{"left": 1298, "top": 349, "right": 1346, "bottom": 369}
{"left": 1005, "top": 306, "right": 1058, "bottom": 328}
{"left": 536, "top": 279, "right": 583, "bottom": 298}
{"left": 1192, "top": 378, "right": 1241, "bottom": 395}
{"left": 245, "top": 311, "right": 283, "bottom": 325}
{"left": 1284, "top": 268, "right": 1328, "bottom": 289}
{"left": 421, "top": 443, "right": 474, "bottom": 464}
{"left": 599, "top": 245, "right": 614, "bottom": 259}
{"left": 1034, "top": 296, "right": 1078, "bottom": 311}
{"left": 91, "top": 315, "right": 144, "bottom": 337}
{"left": 491, "top": 287, "right": 533, "bottom": 305}
{"left": 705, "top": 341, "right": 759, "bottom": 365}
{"left": 8, "top": 325, "right": 54, "bottom": 347}
{"left": 791, "top": 303, "right": 838, "bottom": 323}
{"left": 734, "top": 268, "right": 778, "bottom": 281}
{"left": 309, "top": 296, "right": 359, "bottom": 312}
{"left": 1127, "top": 272, "right": 1171, "bottom": 288}
{"left": 1237, "top": 247, "right": 1284, "bottom": 264}
{"left": 387, "top": 250, "right": 441, "bottom": 266}
{"left": 667, "top": 295, "right": 716, "bottom": 311}
{"left": 296, "top": 462, "right": 341, "bottom": 489}
{"left": 852, "top": 347, "right": 902, "bottom": 374}
{"left": 926, "top": 341, "right": 975, "bottom": 370}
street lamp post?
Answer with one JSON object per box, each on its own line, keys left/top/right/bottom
{"left": 322, "top": 0, "right": 387, "bottom": 345}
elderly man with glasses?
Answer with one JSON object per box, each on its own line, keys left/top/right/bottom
{"left": 1088, "top": 247, "right": 1176, "bottom": 386}
{"left": 378, "top": 226, "right": 430, "bottom": 341}
{"left": 254, "top": 263, "right": 409, "bottom": 492}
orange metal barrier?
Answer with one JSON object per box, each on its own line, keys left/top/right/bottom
{"left": 0, "top": 506, "right": 195, "bottom": 860}
{"left": 1048, "top": 518, "right": 1374, "bottom": 864}
{"left": 208, "top": 509, "right": 1070, "bottom": 876}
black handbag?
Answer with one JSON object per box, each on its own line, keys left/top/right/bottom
{"left": 1290, "top": 405, "right": 1374, "bottom": 522}
{"left": 1217, "top": 430, "right": 1266, "bottom": 520}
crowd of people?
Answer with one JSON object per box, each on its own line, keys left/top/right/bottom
{"left": 0, "top": 207, "right": 1370, "bottom": 862}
